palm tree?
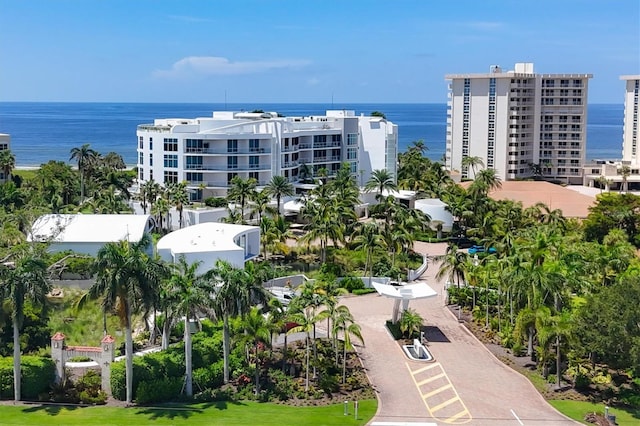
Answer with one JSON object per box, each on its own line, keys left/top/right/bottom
{"left": 241, "top": 306, "right": 272, "bottom": 395}
{"left": 436, "top": 244, "right": 468, "bottom": 290}
{"left": 399, "top": 308, "right": 423, "bottom": 339}
{"left": 264, "top": 175, "right": 294, "bottom": 215}
{"left": 167, "top": 181, "right": 190, "bottom": 229}
{"left": 168, "top": 256, "right": 212, "bottom": 397}
{"left": 619, "top": 165, "right": 631, "bottom": 193}
{"left": 227, "top": 176, "right": 257, "bottom": 223}
{"left": 0, "top": 149, "right": 16, "bottom": 182}
{"left": 0, "top": 244, "right": 50, "bottom": 401}
{"left": 332, "top": 305, "right": 364, "bottom": 384}
{"left": 250, "top": 190, "right": 276, "bottom": 225}
{"left": 82, "top": 234, "right": 165, "bottom": 403}
{"left": 206, "top": 260, "right": 269, "bottom": 383}
{"left": 353, "top": 222, "right": 386, "bottom": 286}
{"left": 365, "top": 169, "right": 397, "bottom": 199}
{"left": 69, "top": 143, "right": 98, "bottom": 203}
{"left": 473, "top": 168, "right": 502, "bottom": 193}
{"left": 287, "top": 303, "right": 317, "bottom": 392}
{"left": 461, "top": 156, "right": 485, "bottom": 177}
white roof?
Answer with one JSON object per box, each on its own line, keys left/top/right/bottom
{"left": 156, "top": 222, "right": 257, "bottom": 254}
{"left": 28, "top": 214, "right": 152, "bottom": 243}
{"left": 372, "top": 282, "right": 438, "bottom": 300}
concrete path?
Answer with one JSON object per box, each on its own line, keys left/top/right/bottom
{"left": 341, "top": 242, "right": 578, "bottom": 426}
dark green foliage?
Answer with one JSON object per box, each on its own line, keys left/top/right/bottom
{"left": 574, "top": 275, "right": 640, "bottom": 374}
{"left": 583, "top": 192, "right": 640, "bottom": 247}
{"left": 352, "top": 288, "right": 376, "bottom": 295}
{"left": 340, "top": 276, "right": 364, "bottom": 293}
{"left": 135, "top": 377, "right": 183, "bottom": 404}
{"left": 76, "top": 370, "right": 107, "bottom": 405}
{"left": 0, "top": 356, "right": 55, "bottom": 400}
{"left": 204, "top": 197, "right": 229, "bottom": 208}
{"left": 0, "top": 303, "right": 51, "bottom": 357}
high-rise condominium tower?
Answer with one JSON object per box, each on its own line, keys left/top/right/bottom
{"left": 445, "top": 63, "right": 592, "bottom": 184}
{"left": 621, "top": 75, "right": 640, "bottom": 166}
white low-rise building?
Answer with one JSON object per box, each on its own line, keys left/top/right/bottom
{"left": 136, "top": 110, "right": 398, "bottom": 200}
{"left": 28, "top": 214, "right": 155, "bottom": 256}
{"left": 156, "top": 222, "right": 260, "bottom": 274}
{"left": 414, "top": 199, "right": 453, "bottom": 232}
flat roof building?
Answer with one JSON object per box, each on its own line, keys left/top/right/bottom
{"left": 446, "top": 63, "right": 592, "bottom": 184}
{"left": 28, "top": 214, "right": 155, "bottom": 256}
{"left": 156, "top": 222, "right": 259, "bottom": 274}
{"left": 136, "top": 110, "right": 398, "bottom": 200}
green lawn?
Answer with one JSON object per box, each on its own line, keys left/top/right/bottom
{"left": 0, "top": 400, "right": 377, "bottom": 425}
{"left": 549, "top": 400, "right": 640, "bottom": 425}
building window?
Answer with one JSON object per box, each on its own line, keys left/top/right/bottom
{"left": 227, "top": 156, "right": 238, "bottom": 170}
{"left": 139, "top": 168, "right": 144, "bottom": 180}
{"left": 150, "top": 153, "right": 153, "bottom": 166}
{"left": 227, "top": 139, "right": 238, "bottom": 153}
{"left": 249, "top": 139, "right": 260, "bottom": 152}
{"left": 138, "top": 152, "right": 143, "bottom": 164}
{"left": 164, "top": 154, "right": 178, "bottom": 168}
{"left": 186, "top": 172, "right": 203, "bottom": 182}
{"left": 332, "top": 134, "right": 342, "bottom": 143}
{"left": 249, "top": 156, "right": 259, "bottom": 169}
{"left": 164, "top": 138, "right": 178, "bottom": 151}
{"left": 347, "top": 133, "right": 358, "bottom": 145}
{"left": 139, "top": 137, "right": 143, "bottom": 149}
{"left": 186, "top": 156, "right": 202, "bottom": 169}
{"left": 164, "top": 171, "right": 178, "bottom": 184}
{"left": 313, "top": 135, "right": 327, "bottom": 143}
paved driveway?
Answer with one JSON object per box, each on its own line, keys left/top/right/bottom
{"left": 341, "top": 243, "right": 578, "bottom": 426}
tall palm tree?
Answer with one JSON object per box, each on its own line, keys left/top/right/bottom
{"left": 332, "top": 306, "right": 363, "bottom": 384}
{"left": 287, "top": 302, "right": 318, "bottom": 392}
{"left": 227, "top": 176, "right": 257, "bottom": 223}
{"left": 0, "top": 149, "right": 16, "bottom": 182}
{"left": 353, "top": 222, "right": 386, "bottom": 285}
{"left": 69, "top": 143, "right": 98, "bottom": 203}
{"left": 0, "top": 244, "right": 50, "bottom": 401}
{"left": 619, "top": 165, "right": 631, "bottom": 193}
{"left": 461, "top": 156, "right": 485, "bottom": 176}
{"left": 264, "top": 175, "right": 294, "bottom": 215}
{"left": 168, "top": 256, "right": 212, "bottom": 397}
{"left": 365, "top": 169, "right": 397, "bottom": 199}
{"left": 167, "top": 181, "right": 190, "bottom": 229}
{"left": 82, "top": 234, "right": 165, "bottom": 403}
{"left": 240, "top": 306, "right": 272, "bottom": 395}
{"left": 250, "top": 190, "right": 276, "bottom": 225}
{"left": 205, "top": 260, "right": 269, "bottom": 383}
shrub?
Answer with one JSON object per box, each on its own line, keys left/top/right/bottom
{"left": 136, "top": 377, "right": 183, "bottom": 404}
{"left": 76, "top": 370, "right": 107, "bottom": 405}
{"left": 204, "top": 197, "right": 228, "bottom": 208}
{"left": 341, "top": 276, "right": 365, "bottom": 293}
{"left": 0, "top": 356, "right": 55, "bottom": 400}
{"left": 352, "top": 288, "right": 376, "bottom": 295}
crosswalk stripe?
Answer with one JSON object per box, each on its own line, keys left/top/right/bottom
{"left": 411, "top": 362, "right": 440, "bottom": 375}
{"left": 445, "top": 409, "right": 471, "bottom": 423}
{"left": 423, "top": 383, "right": 453, "bottom": 399}
{"left": 430, "top": 396, "right": 459, "bottom": 413}
{"left": 416, "top": 372, "right": 446, "bottom": 386}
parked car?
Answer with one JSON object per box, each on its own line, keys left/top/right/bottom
{"left": 468, "top": 245, "right": 497, "bottom": 255}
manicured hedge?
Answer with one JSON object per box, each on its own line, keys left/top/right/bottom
{"left": 0, "top": 356, "right": 56, "bottom": 400}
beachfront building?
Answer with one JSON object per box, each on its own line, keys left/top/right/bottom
{"left": 136, "top": 110, "right": 398, "bottom": 200}
{"left": 0, "top": 133, "right": 11, "bottom": 183}
{"left": 582, "top": 75, "right": 640, "bottom": 191}
{"left": 445, "top": 63, "right": 592, "bottom": 184}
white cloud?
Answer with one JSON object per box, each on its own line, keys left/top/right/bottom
{"left": 153, "top": 56, "right": 311, "bottom": 79}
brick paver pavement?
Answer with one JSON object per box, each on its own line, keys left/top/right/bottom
{"left": 341, "top": 242, "right": 579, "bottom": 426}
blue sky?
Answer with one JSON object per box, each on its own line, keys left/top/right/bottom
{"left": 1, "top": 0, "right": 638, "bottom": 103}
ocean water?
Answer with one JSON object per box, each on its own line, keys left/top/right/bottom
{"left": 0, "top": 102, "right": 624, "bottom": 167}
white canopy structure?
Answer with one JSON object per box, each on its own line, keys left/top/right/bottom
{"left": 372, "top": 282, "right": 438, "bottom": 323}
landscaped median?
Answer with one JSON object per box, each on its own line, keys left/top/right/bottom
{"left": 0, "top": 400, "right": 376, "bottom": 425}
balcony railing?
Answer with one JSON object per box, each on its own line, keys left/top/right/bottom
{"left": 184, "top": 164, "right": 270, "bottom": 171}
{"left": 185, "top": 147, "right": 271, "bottom": 155}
